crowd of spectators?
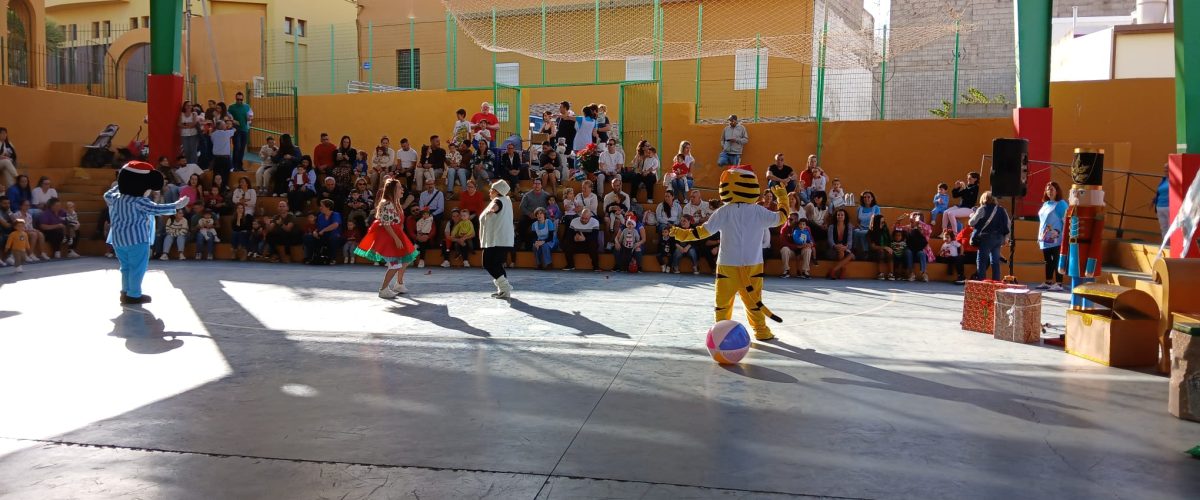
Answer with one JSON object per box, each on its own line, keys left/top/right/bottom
{"left": 1, "top": 125, "right": 83, "bottom": 270}
{"left": 0, "top": 97, "right": 1047, "bottom": 284}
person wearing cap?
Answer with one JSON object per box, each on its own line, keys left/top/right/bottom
{"left": 718, "top": 115, "right": 749, "bottom": 166}
{"left": 479, "top": 180, "right": 515, "bottom": 299}
{"left": 613, "top": 213, "right": 644, "bottom": 273}
{"left": 105, "top": 161, "right": 191, "bottom": 304}
{"left": 470, "top": 102, "right": 500, "bottom": 155}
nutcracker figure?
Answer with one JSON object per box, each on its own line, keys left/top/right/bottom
{"left": 1059, "top": 149, "right": 1106, "bottom": 309}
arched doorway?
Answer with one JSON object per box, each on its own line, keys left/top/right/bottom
{"left": 119, "top": 43, "right": 150, "bottom": 102}
{"left": 5, "top": 0, "right": 33, "bottom": 86}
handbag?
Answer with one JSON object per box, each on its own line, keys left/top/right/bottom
{"left": 970, "top": 206, "right": 999, "bottom": 247}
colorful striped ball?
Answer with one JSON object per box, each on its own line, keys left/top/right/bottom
{"left": 706, "top": 320, "right": 751, "bottom": 364}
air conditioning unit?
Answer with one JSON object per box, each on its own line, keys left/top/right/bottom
{"left": 252, "top": 76, "right": 266, "bottom": 98}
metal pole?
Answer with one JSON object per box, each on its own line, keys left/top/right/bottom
{"left": 260, "top": 17, "right": 266, "bottom": 77}
{"left": 330, "top": 24, "right": 336, "bottom": 94}
{"left": 184, "top": 0, "right": 191, "bottom": 84}
{"left": 594, "top": 0, "right": 600, "bottom": 83}
{"left": 754, "top": 34, "right": 761, "bottom": 123}
{"left": 451, "top": 14, "right": 458, "bottom": 88}
{"left": 657, "top": 2, "right": 663, "bottom": 155}
{"left": 694, "top": 3, "right": 702, "bottom": 120}
{"left": 409, "top": 16, "right": 415, "bottom": 89}
{"left": 879, "top": 24, "right": 887, "bottom": 120}
{"left": 367, "top": 21, "right": 373, "bottom": 92}
{"left": 816, "top": 14, "right": 828, "bottom": 161}
{"left": 951, "top": 21, "right": 960, "bottom": 118}
{"left": 292, "top": 29, "right": 299, "bottom": 91}
{"left": 541, "top": 1, "right": 547, "bottom": 84}
{"left": 445, "top": 11, "right": 452, "bottom": 89}
{"left": 492, "top": 7, "right": 498, "bottom": 105}
{"left": 1116, "top": 173, "right": 1131, "bottom": 239}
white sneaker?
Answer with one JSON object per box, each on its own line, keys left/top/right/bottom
{"left": 1035, "top": 283, "right": 1051, "bottom": 290}
{"left": 54, "top": 251, "right": 61, "bottom": 259}
{"left": 14, "top": 265, "right": 23, "bottom": 273}
{"left": 26, "top": 255, "right": 38, "bottom": 263}
{"left": 178, "top": 254, "right": 186, "bottom": 260}
{"left": 67, "top": 250, "right": 80, "bottom": 258}
{"left": 661, "top": 265, "right": 668, "bottom": 273}
{"left": 207, "top": 255, "right": 214, "bottom": 261}
{"left": 441, "top": 260, "right": 450, "bottom": 268}
{"left": 105, "top": 252, "right": 115, "bottom": 258}
{"left": 378, "top": 288, "right": 398, "bottom": 299}
{"left": 463, "top": 262, "right": 470, "bottom": 268}
{"left": 195, "top": 253, "right": 201, "bottom": 260}
{"left": 417, "top": 259, "right": 426, "bottom": 268}
{"left": 693, "top": 270, "right": 699, "bottom": 275}
{"left": 1049, "top": 283, "right": 1064, "bottom": 292}
{"left": 5, "top": 255, "right": 13, "bottom": 265}
{"left": 159, "top": 254, "right": 169, "bottom": 261}
{"left": 391, "top": 283, "right": 408, "bottom": 294}
{"left": 40, "top": 253, "right": 50, "bottom": 260}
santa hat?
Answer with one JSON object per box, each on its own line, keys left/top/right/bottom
{"left": 626, "top": 214, "right": 638, "bottom": 223}
{"left": 121, "top": 161, "right": 154, "bottom": 174}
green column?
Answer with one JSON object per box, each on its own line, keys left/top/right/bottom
{"left": 1014, "top": 0, "right": 1052, "bottom": 108}
{"left": 1177, "top": 1, "right": 1200, "bottom": 153}
{"left": 815, "top": 15, "right": 828, "bottom": 162}
{"left": 149, "top": 0, "right": 183, "bottom": 75}
{"left": 951, "top": 21, "right": 960, "bottom": 118}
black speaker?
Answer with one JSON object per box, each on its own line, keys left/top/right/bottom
{"left": 991, "top": 138, "right": 1029, "bottom": 198}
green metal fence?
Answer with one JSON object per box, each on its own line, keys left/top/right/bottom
{"left": 245, "top": 80, "right": 298, "bottom": 152}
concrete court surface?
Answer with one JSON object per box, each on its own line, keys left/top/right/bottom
{"left": 0, "top": 258, "right": 1197, "bottom": 500}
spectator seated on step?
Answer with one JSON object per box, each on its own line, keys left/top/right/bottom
{"left": 302, "top": 198, "right": 343, "bottom": 264}
{"left": 518, "top": 179, "right": 550, "bottom": 251}
{"left": 0, "top": 127, "right": 19, "bottom": 188}
{"left": 316, "top": 176, "right": 345, "bottom": 213}
{"left": 287, "top": 160, "right": 317, "bottom": 214}
{"left": 564, "top": 208, "right": 602, "bottom": 271}
{"left": 266, "top": 200, "right": 302, "bottom": 263}
{"left": 344, "top": 178, "right": 373, "bottom": 226}
{"left": 681, "top": 189, "right": 713, "bottom": 225}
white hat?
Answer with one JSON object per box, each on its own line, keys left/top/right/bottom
{"left": 491, "top": 180, "right": 510, "bottom": 196}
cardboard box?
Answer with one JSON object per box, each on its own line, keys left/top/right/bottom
{"left": 1065, "top": 284, "right": 1160, "bottom": 367}
{"left": 994, "top": 289, "right": 1043, "bottom": 343}
{"left": 961, "top": 280, "right": 1027, "bottom": 334}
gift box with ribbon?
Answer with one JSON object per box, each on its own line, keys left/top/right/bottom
{"left": 994, "top": 289, "right": 1043, "bottom": 343}
{"left": 961, "top": 280, "right": 1027, "bottom": 334}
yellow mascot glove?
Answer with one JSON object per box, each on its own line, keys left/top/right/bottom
{"left": 671, "top": 224, "right": 711, "bottom": 243}
{"left": 770, "top": 184, "right": 790, "bottom": 217}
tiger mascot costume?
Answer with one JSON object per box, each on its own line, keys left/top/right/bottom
{"left": 672, "top": 166, "right": 790, "bottom": 340}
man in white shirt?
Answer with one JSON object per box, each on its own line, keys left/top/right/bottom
{"left": 597, "top": 140, "right": 624, "bottom": 198}
{"left": 418, "top": 179, "right": 446, "bottom": 239}
{"left": 174, "top": 156, "right": 203, "bottom": 186}
{"left": 682, "top": 189, "right": 713, "bottom": 224}
{"left": 565, "top": 209, "right": 602, "bottom": 271}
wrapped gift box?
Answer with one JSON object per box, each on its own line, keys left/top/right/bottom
{"left": 961, "top": 280, "right": 1027, "bottom": 334}
{"left": 994, "top": 289, "right": 1043, "bottom": 343}
{"left": 1169, "top": 315, "right": 1200, "bottom": 422}
{"left": 1065, "top": 283, "right": 1160, "bottom": 367}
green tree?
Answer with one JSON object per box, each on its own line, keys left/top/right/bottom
{"left": 46, "top": 20, "right": 66, "bottom": 52}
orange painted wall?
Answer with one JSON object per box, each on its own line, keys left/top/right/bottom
{"left": 297, "top": 89, "right": 492, "bottom": 151}
{"left": 0, "top": 85, "right": 145, "bottom": 168}
{"left": 1046, "top": 78, "right": 1175, "bottom": 236}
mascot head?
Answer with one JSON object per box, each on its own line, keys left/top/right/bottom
{"left": 719, "top": 165, "right": 760, "bottom": 204}
{"left": 117, "top": 160, "right": 165, "bottom": 197}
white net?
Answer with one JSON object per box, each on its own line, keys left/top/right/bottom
{"left": 441, "top": 0, "right": 974, "bottom": 69}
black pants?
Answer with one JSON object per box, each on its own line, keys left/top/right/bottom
{"left": 288, "top": 189, "right": 315, "bottom": 213}
{"left": 937, "top": 255, "right": 965, "bottom": 278}
{"left": 303, "top": 233, "right": 343, "bottom": 262}
{"left": 565, "top": 233, "right": 600, "bottom": 270}
{"left": 483, "top": 247, "right": 509, "bottom": 279}
{"left": 212, "top": 155, "right": 232, "bottom": 188}
{"left": 628, "top": 173, "right": 656, "bottom": 202}
{"left": 1042, "top": 247, "right": 1063, "bottom": 283}
{"left": 44, "top": 228, "right": 65, "bottom": 252}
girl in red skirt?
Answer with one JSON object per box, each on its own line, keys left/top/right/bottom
{"left": 356, "top": 177, "right": 420, "bottom": 298}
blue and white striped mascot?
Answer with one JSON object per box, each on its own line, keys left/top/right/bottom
{"left": 104, "top": 161, "right": 189, "bottom": 304}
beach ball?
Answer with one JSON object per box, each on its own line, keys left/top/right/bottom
{"left": 706, "top": 320, "right": 751, "bottom": 364}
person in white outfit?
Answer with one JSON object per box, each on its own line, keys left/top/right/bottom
{"left": 479, "top": 180, "right": 516, "bottom": 299}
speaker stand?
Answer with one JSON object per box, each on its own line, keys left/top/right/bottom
{"left": 1007, "top": 196, "right": 1018, "bottom": 282}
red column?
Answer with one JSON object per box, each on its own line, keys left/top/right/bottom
{"left": 1013, "top": 107, "right": 1053, "bottom": 217}
{"left": 147, "top": 74, "right": 184, "bottom": 164}
{"left": 1168, "top": 153, "right": 1200, "bottom": 258}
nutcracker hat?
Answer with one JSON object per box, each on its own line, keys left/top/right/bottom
{"left": 719, "top": 165, "right": 760, "bottom": 205}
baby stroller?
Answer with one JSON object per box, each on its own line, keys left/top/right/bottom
{"left": 81, "top": 124, "right": 120, "bottom": 168}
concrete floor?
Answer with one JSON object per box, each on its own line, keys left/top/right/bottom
{"left": 0, "top": 258, "right": 1197, "bottom": 499}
